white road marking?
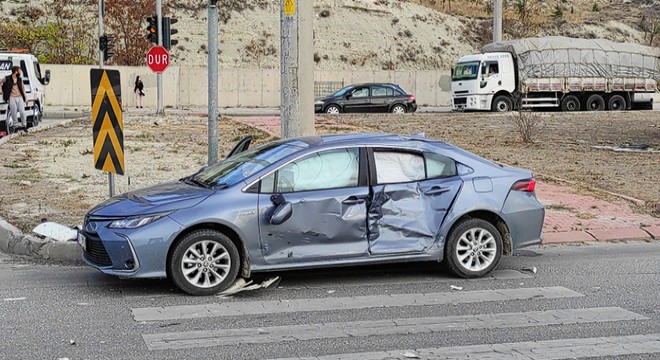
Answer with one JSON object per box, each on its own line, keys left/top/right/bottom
{"left": 132, "top": 286, "right": 581, "bottom": 322}
{"left": 142, "top": 307, "right": 646, "bottom": 351}
{"left": 270, "top": 333, "right": 660, "bottom": 360}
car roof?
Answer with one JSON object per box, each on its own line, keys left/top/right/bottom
{"left": 278, "top": 133, "right": 451, "bottom": 149}
{"left": 348, "top": 83, "right": 402, "bottom": 88}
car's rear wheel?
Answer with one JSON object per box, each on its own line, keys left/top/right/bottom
{"left": 445, "top": 218, "right": 502, "bottom": 278}
{"left": 391, "top": 104, "right": 407, "bottom": 114}
{"left": 169, "top": 229, "right": 240, "bottom": 296}
{"left": 325, "top": 105, "right": 341, "bottom": 114}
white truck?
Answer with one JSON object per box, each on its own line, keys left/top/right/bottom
{"left": 451, "top": 36, "right": 658, "bottom": 112}
{"left": 0, "top": 49, "right": 51, "bottom": 135}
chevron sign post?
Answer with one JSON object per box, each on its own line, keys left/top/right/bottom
{"left": 90, "top": 69, "right": 124, "bottom": 182}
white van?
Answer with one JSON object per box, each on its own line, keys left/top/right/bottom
{"left": 0, "top": 49, "right": 50, "bottom": 135}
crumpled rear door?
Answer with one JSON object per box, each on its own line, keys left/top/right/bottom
{"left": 368, "top": 177, "right": 462, "bottom": 255}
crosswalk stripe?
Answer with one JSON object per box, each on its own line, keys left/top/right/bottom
{"left": 132, "top": 286, "right": 582, "bottom": 322}
{"left": 142, "top": 306, "right": 646, "bottom": 351}
{"left": 270, "top": 333, "right": 660, "bottom": 360}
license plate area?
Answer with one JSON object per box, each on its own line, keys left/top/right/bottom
{"left": 77, "top": 232, "right": 87, "bottom": 251}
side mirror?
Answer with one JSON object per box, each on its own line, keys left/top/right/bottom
{"left": 270, "top": 202, "right": 293, "bottom": 225}
{"left": 43, "top": 70, "right": 51, "bottom": 85}
{"left": 480, "top": 80, "right": 487, "bottom": 88}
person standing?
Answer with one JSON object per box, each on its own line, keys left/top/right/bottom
{"left": 134, "top": 76, "right": 144, "bottom": 108}
{"left": 0, "top": 66, "right": 28, "bottom": 132}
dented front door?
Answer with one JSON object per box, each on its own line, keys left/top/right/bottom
{"left": 257, "top": 147, "right": 369, "bottom": 264}
{"left": 258, "top": 187, "right": 370, "bottom": 264}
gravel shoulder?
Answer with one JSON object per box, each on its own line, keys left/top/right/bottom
{"left": 0, "top": 110, "right": 658, "bottom": 234}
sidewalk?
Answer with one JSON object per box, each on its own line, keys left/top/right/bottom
{"left": 234, "top": 115, "right": 660, "bottom": 244}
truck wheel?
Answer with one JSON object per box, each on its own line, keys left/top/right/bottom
{"left": 491, "top": 95, "right": 512, "bottom": 112}
{"left": 560, "top": 95, "right": 580, "bottom": 112}
{"left": 585, "top": 94, "right": 605, "bottom": 111}
{"left": 606, "top": 95, "right": 626, "bottom": 111}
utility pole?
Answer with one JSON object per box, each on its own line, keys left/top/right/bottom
{"left": 98, "top": 0, "right": 114, "bottom": 197}
{"left": 493, "top": 0, "right": 503, "bottom": 42}
{"left": 208, "top": 0, "right": 219, "bottom": 165}
{"left": 156, "top": 0, "right": 164, "bottom": 115}
{"left": 280, "top": 0, "right": 314, "bottom": 139}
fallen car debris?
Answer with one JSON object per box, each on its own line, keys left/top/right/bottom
{"left": 218, "top": 276, "right": 281, "bottom": 297}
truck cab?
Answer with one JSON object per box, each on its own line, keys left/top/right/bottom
{"left": 0, "top": 49, "right": 51, "bottom": 135}
{"left": 451, "top": 52, "right": 515, "bottom": 111}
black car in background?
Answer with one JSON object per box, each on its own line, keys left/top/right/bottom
{"left": 315, "top": 83, "right": 417, "bottom": 114}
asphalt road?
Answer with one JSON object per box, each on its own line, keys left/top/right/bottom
{"left": 0, "top": 241, "right": 659, "bottom": 359}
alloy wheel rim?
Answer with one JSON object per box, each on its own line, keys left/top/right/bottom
{"left": 455, "top": 227, "right": 497, "bottom": 271}
{"left": 181, "top": 240, "right": 231, "bottom": 288}
{"left": 393, "top": 106, "right": 405, "bottom": 114}
{"left": 327, "top": 106, "right": 339, "bottom": 114}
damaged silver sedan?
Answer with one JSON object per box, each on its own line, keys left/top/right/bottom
{"left": 79, "top": 134, "right": 544, "bottom": 295}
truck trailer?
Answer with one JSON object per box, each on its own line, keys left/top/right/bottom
{"left": 450, "top": 36, "right": 659, "bottom": 112}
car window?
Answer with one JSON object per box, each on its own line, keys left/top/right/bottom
{"left": 264, "top": 148, "right": 360, "bottom": 193}
{"left": 351, "top": 87, "right": 369, "bottom": 98}
{"left": 374, "top": 151, "right": 425, "bottom": 184}
{"left": 371, "top": 86, "right": 393, "bottom": 97}
{"left": 425, "top": 153, "right": 457, "bottom": 178}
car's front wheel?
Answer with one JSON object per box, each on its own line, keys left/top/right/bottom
{"left": 325, "top": 104, "right": 341, "bottom": 114}
{"left": 169, "top": 229, "right": 240, "bottom": 296}
{"left": 444, "top": 218, "right": 502, "bottom": 278}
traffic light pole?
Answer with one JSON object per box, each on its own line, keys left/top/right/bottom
{"left": 98, "top": 0, "right": 115, "bottom": 198}
{"left": 207, "top": 0, "right": 219, "bottom": 165}
{"left": 156, "top": 0, "right": 164, "bottom": 115}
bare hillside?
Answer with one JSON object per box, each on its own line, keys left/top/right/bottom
{"left": 0, "top": 0, "right": 656, "bottom": 70}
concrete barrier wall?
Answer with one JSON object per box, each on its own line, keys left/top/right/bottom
{"left": 43, "top": 64, "right": 452, "bottom": 108}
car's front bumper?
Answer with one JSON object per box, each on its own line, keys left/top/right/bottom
{"left": 80, "top": 216, "right": 183, "bottom": 279}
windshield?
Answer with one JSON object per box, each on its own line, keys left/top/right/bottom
{"left": 190, "top": 142, "right": 302, "bottom": 188}
{"left": 452, "top": 61, "right": 480, "bottom": 81}
{"left": 331, "top": 86, "right": 354, "bottom": 97}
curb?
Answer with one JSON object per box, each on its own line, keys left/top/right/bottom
{"left": 0, "top": 217, "right": 82, "bottom": 264}
{"left": 543, "top": 226, "right": 657, "bottom": 245}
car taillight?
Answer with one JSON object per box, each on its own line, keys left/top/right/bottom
{"left": 512, "top": 178, "right": 536, "bottom": 192}
{"left": 409, "top": 95, "right": 415, "bottom": 101}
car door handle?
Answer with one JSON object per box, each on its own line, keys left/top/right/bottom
{"left": 342, "top": 196, "right": 366, "bottom": 205}
{"left": 424, "top": 186, "right": 451, "bottom": 196}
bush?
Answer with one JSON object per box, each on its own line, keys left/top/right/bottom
{"left": 510, "top": 104, "right": 542, "bottom": 144}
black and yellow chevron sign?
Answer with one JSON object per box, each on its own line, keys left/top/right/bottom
{"left": 90, "top": 69, "right": 124, "bottom": 175}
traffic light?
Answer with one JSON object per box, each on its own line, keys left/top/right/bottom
{"left": 163, "top": 17, "right": 178, "bottom": 51}
{"left": 99, "top": 34, "right": 115, "bottom": 61}
{"left": 146, "top": 16, "right": 158, "bottom": 44}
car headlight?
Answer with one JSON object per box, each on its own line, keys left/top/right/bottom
{"left": 314, "top": 100, "right": 324, "bottom": 105}
{"left": 108, "top": 212, "right": 172, "bottom": 229}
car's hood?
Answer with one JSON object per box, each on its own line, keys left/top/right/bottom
{"left": 88, "top": 181, "right": 213, "bottom": 217}
{"left": 316, "top": 96, "right": 336, "bottom": 102}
